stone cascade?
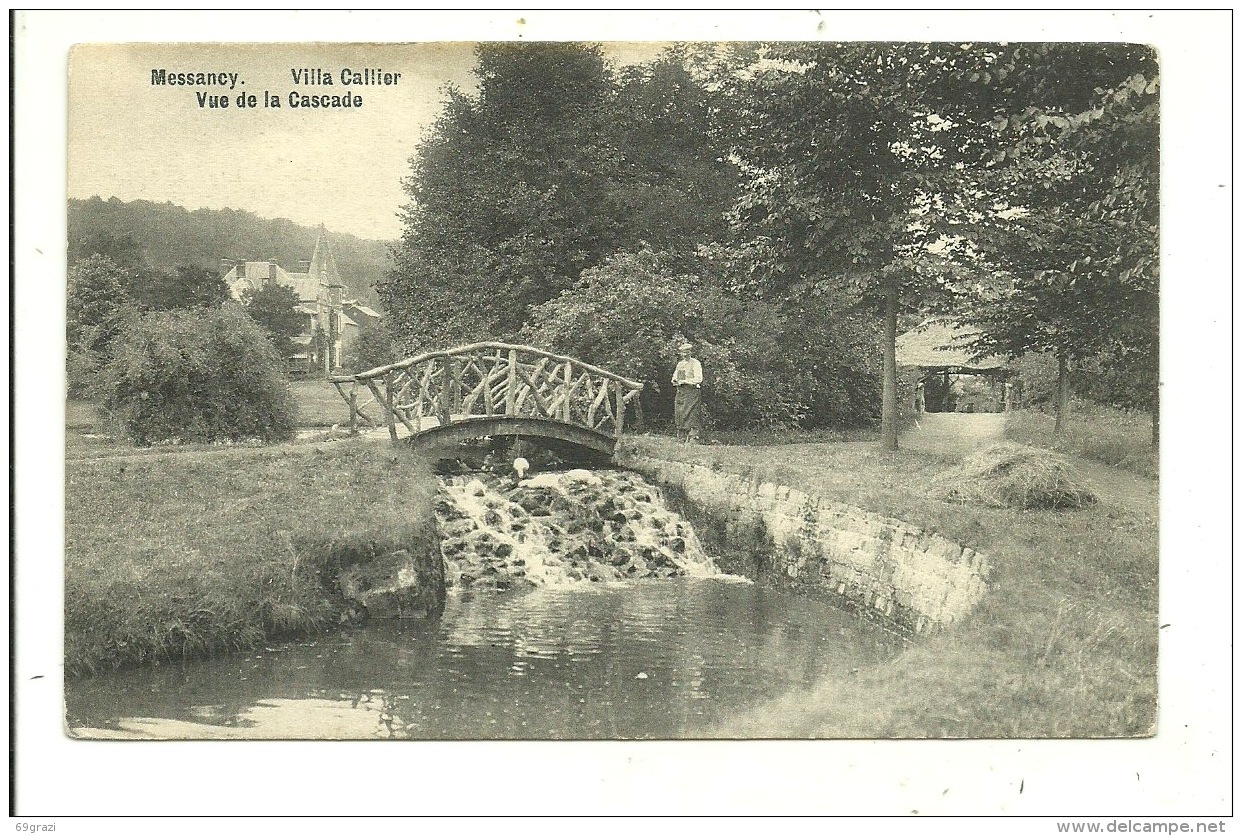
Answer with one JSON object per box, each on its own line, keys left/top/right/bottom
{"left": 435, "top": 469, "right": 723, "bottom": 593}
{"left": 614, "top": 448, "right": 991, "bottom": 634}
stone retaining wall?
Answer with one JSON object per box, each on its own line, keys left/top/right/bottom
{"left": 614, "top": 447, "right": 990, "bottom": 634}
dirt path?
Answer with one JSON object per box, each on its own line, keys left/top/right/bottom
{"left": 901, "top": 412, "right": 1157, "bottom": 516}
{"left": 1060, "top": 457, "right": 1158, "bottom": 518}
{"left": 901, "top": 412, "right": 1007, "bottom": 456}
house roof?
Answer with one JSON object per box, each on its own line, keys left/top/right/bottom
{"left": 224, "top": 229, "right": 347, "bottom": 303}
{"left": 282, "top": 270, "right": 319, "bottom": 303}
{"left": 345, "top": 303, "right": 382, "bottom": 320}
{"left": 227, "top": 263, "right": 317, "bottom": 303}
{"left": 897, "top": 319, "right": 1007, "bottom": 372}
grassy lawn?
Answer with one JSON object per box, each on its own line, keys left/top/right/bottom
{"left": 289, "top": 378, "right": 354, "bottom": 427}
{"left": 700, "top": 425, "right": 880, "bottom": 446}
{"left": 1006, "top": 403, "right": 1158, "bottom": 479}
{"left": 65, "top": 440, "right": 437, "bottom": 677}
{"left": 626, "top": 434, "right": 1158, "bottom": 738}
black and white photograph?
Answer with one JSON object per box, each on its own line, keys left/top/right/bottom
{"left": 12, "top": 9, "right": 1231, "bottom": 820}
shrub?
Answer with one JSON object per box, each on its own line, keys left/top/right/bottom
{"left": 101, "top": 305, "right": 297, "bottom": 445}
{"left": 345, "top": 322, "right": 402, "bottom": 374}
{"left": 524, "top": 249, "right": 808, "bottom": 430}
{"left": 930, "top": 442, "right": 1098, "bottom": 510}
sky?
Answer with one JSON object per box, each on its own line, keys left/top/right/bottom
{"left": 68, "top": 41, "right": 667, "bottom": 241}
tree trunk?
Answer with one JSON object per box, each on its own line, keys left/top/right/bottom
{"left": 881, "top": 278, "right": 899, "bottom": 451}
{"left": 1053, "top": 349, "right": 1071, "bottom": 436}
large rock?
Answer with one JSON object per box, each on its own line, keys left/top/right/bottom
{"left": 337, "top": 546, "right": 445, "bottom": 619}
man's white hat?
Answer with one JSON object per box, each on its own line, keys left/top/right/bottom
{"left": 679, "top": 342, "right": 693, "bottom": 350}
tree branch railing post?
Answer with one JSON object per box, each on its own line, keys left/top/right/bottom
{"left": 506, "top": 348, "right": 518, "bottom": 416}
{"left": 614, "top": 378, "right": 625, "bottom": 436}
{"left": 384, "top": 370, "right": 397, "bottom": 444}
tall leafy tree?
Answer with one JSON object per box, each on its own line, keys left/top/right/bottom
{"left": 241, "top": 282, "right": 303, "bottom": 360}
{"left": 721, "top": 43, "right": 1006, "bottom": 449}
{"left": 606, "top": 47, "right": 740, "bottom": 257}
{"left": 720, "top": 42, "right": 1159, "bottom": 448}
{"left": 965, "top": 46, "right": 1159, "bottom": 439}
{"left": 381, "top": 43, "right": 623, "bottom": 347}
{"left": 381, "top": 43, "right": 742, "bottom": 350}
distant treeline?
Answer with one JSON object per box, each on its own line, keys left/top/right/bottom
{"left": 68, "top": 196, "right": 391, "bottom": 310}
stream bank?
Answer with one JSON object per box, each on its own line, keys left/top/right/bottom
{"left": 615, "top": 439, "right": 991, "bottom": 634}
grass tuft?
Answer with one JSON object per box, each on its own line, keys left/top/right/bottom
{"left": 930, "top": 442, "right": 1098, "bottom": 510}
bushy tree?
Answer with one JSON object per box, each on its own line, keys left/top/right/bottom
{"left": 241, "top": 281, "right": 303, "bottom": 359}
{"left": 66, "top": 255, "right": 134, "bottom": 396}
{"left": 345, "top": 322, "right": 402, "bottom": 374}
{"left": 381, "top": 43, "right": 740, "bottom": 350}
{"left": 525, "top": 249, "right": 806, "bottom": 430}
{"left": 129, "top": 264, "right": 231, "bottom": 311}
{"left": 101, "top": 305, "right": 296, "bottom": 445}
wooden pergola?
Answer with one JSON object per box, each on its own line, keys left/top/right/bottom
{"left": 897, "top": 319, "right": 1012, "bottom": 413}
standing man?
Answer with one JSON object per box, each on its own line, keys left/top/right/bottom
{"left": 672, "top": 341, "right": 703, "bottom": 443}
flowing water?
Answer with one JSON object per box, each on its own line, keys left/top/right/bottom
{"left": 66, "top": 469, "right": 902, "bottom": 740}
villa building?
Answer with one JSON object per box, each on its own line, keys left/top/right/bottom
{"left": 223, "top": 229, "right": 379, "bottom": 376}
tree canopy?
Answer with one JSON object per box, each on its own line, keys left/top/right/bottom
{"left": 964, "top": 45, "right": 1159, "bottom": 434}
{"left": 241, "top": 281, "right": 303, "bottom": 360}
{"left": 377, "top": 41, "right": 1160, "bottom": 438}
{"left": 380, "top": 42, "right": 740, "bottom": 349}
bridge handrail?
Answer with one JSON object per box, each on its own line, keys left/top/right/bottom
{"left": 330, "top": 341, "right": 645, "bottom": 392}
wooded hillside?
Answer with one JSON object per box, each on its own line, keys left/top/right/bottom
{"left": 68, "top": 196, "right": 391, "bottom": 310}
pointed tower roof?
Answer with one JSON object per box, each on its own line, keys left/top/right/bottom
{"left": 308, "top": 226, "right": 345, "bottom": 289}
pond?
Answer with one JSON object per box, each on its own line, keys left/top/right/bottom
{"left": 66, "top": 576, "right": 900, "bottom": 740}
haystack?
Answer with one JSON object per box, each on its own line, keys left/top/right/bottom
{"left": 931, "top": 443, "right": 1098, "bottom": 510}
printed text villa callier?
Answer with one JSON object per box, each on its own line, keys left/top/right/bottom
{"left": 150, "top": 67, "right": 403, "bottom": 109}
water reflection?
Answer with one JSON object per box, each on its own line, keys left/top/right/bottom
{"left": 67, "top": 578, "right": 900, "bottom": 740}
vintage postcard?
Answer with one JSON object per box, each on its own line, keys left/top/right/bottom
{"left": 15, "top": 10, "right": 1231, "bottom": 819}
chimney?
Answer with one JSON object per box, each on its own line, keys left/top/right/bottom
{"left": 268, "top": 262, "right": 277, "bottom": 280}
{"left": 298, "top": 260, "right": 311, "bottom": 272}
{"left": 220, "top": 258, "right": 235, "bottom": 276}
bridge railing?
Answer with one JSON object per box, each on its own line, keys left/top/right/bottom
{"left": 330, "top": 342, "right": 644, "bottom": 444}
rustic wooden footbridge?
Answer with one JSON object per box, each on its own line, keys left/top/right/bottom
{"left": 330, "top": 342, "right": 644, "bottom": 454}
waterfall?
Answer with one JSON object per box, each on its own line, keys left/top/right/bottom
{"left": 435, "top": 469, "right": 723, "bottom": 592}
